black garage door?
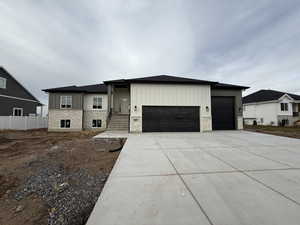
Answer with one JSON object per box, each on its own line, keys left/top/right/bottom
{"left": 142, "top": 106, "right": 200, "bottom": 132}
{"left": 211, "top": 96, "right": 235, "bottom": 130}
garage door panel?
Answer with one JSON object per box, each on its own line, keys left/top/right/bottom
{"left": 142, "top": 106, "right": 200, "bottom": 132}
{"left": 211, "top": 97, "right": 235, "bottom": 130}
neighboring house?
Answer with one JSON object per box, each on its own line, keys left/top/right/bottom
{"left": 243, "top": 89, "right": 300, "bottom": 126}
{"left": 43, "top": 75, "right": 248, "bottom": 132}
{"left": 0, "top": 67, "right": 42, "bottom": 116}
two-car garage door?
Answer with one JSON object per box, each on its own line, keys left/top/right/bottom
{"left": 142, "top": 106, "right": 200, "bottom": 132}
{"left": 142, "top": 97, "right": 235, "bottom": 132}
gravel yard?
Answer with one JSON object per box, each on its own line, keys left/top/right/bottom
{"left": 0, "top": 129, "right": 124, "bottom": 225}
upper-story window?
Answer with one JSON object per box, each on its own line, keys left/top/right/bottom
{"left": 280, "top": 103, "right": 288, "bottom": 111}
{"left": 0, "top": 77, "right": 6, "bottom": 89}
{"left": 93, "top": 97, "right": 102, "bottom": 109}
{"left": 60, "top": 96, "right": 72, "bottom": 109}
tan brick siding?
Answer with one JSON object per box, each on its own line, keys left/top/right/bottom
{"left": 48, "top": 109, "right": 83, "bottom": 131}
{"left": 83, "top": 110, "right": 107, "bottom": 130}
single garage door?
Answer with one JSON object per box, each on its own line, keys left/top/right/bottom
{"left": 211, "top": 96, "right": 235, "bottom": 130}
{"left": 142, "top": 106, "right": 200, "bottom": 132}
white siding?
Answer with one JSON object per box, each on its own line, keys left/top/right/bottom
{"left": 278, "top": 96, "right": 293, "bottom": 116}
{"left": 130, "top": 83, "right": 211, "bottom": 132}
{"left": 83, "top": 94, "right": 108, "bottom": 111}
{"left": 244, "top": 103, "right": 278, "bottom": 125}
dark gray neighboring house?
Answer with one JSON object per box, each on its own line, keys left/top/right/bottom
{"left": 0, "top": 67, "right": 42, "bottom": 116}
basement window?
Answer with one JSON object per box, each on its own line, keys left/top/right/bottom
{"left": 280, "top": 103, "right": 288, "bottom": 111}
{"left": 60, "top": 120, "right": 71, "bottom": 128}
{"left": 93, "top": 97, "right": 102, "bottom": 109}
{"left": 92, "top": 119, "right": 101, "bottom": 128}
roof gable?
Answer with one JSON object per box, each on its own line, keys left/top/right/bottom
{"left": 0, "top": 67, "right": 41, "bottom": 103}
{"left": 105, "top": 75, "right": 217, "bottom": 85}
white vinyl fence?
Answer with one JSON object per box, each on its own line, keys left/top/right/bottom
{"left": 0, "top": 116, "right": 48, "bottom": 130}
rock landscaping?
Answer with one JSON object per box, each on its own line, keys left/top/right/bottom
{"left": 0, "top": 129, "right": 123, "bottom": 225}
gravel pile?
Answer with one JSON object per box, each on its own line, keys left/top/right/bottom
{"left": 15, "top": 160, "right": 108, "bottom": 225}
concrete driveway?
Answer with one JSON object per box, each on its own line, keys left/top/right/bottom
{"left": 87, "top": 131, "right": 300, "bottom": 225}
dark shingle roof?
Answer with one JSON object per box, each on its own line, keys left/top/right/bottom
{"left": 212, "top": 82, "right": 249, "bottom": 89}
{"left": 105, "top": 75, "right": 217, "bottom": 85}
{"left": 43, "top": 84, "right": 107, "bottom": 93}
{"left": 44, "top": 75, "right": 249, "bottom": 93}
{"left": 105, "top": 75, "right": 248, "bottom": 89}
{"left": 243, "top": 89, "right": 300, "bottom": 104}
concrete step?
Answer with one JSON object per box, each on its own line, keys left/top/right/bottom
{"left": 108, "top": 126, "right": 129, "bottom": 129}
{"left": 109, "top": 122, "right": 129, "bottom": 125}
{"left": 107, "top": 127, "right": 128, "bottom": 131}
{"left": 108, "top": 114, "right": 129, "bottom": 131}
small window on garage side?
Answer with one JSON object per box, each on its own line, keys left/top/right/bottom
{"left": 0, "top": 77, "right": 6, "bottom": 89}
{"left": 92, "top": 119, "right": 101, "bottom": 128}
{"left": 13, "top": 108, "right": 23, "bottom": 116}
{"left": 281, "top": 103, "right": 288, "bottom": 111}
{"left": 93, "top": 97, "right": 102, "bottom": 109}
{"left": 60, "top": 96, "right": 72, "bottom": 109}
{"left": 60, "top": 119, "right": 71, "bottom": 128}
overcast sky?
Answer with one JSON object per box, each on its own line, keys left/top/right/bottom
{"left": 1, "top": 0, "right": 300, "bottom": 104}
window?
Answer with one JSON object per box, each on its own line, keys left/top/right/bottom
{"left": 281, "top": 119, "right": 289, "bottom": 126}
{"left": 280, "top": 103, "right": 288, "bottom": 111}
{"left": 92, "top": 119, "right": 101, "bottom": 128}
{"left": 13, "top": 108, "right": 23, "bottom": 116}
{"left": 93, "top": 97, "right": 102, "bottom": 109}
{"left": 60, "top": 120, "right": 71, "bottom": 128}
{"left": 60, "top": 96, "right": 72, "bottom": 108}
{"left": 0, "top": 77, "right": 6, "bottom": 89}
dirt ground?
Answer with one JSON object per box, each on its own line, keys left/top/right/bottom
{"left": 0, "top": 129, "right": 124, "bottom": 225}
{"left": 245, "top": 125, "right": 300, "bottom": 139}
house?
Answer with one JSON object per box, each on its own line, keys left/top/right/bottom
{"left": 243, "top": 89, "right": 300, "bottom": 126}
{"left": 0, "top": 67, "right": 42, "bottom": 116}
{"left": 43, "top": 75, "right": 248, "bottom": 132}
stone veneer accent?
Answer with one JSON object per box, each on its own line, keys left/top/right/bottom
{"left": 48, "top": 109, "right": 83, "bottom": 132}
{"left": 237, "top": 116, "right": 243, "bottom": 129}
{"left": 83, "top": 110, "right": 107, "bottom": 130}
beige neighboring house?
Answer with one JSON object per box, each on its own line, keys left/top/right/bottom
{"left": 43, "top": 75, "right": 248, "bottom": 132}
{"left": 243, "top": 89, "right": 300, "bottom": 126}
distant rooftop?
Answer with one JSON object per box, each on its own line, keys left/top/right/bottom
{"left": 243, "top": 89, "right": 300, "bottom": 104}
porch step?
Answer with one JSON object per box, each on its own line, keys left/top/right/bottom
{"left": 107, "top": 114, "right": 129, "bottom": 131}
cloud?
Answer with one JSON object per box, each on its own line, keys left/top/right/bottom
{"left": 0, "top": 0, "right": 300, "bottom": 104}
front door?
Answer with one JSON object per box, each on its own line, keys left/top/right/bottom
{"left": 120, "top": 98, "right": 129, "bottom": 114}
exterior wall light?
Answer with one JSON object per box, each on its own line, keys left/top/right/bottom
{"left": 134, "top": 105, "right": 137, "bottom": 111}
{"left": 206, "top": 106, "right": 209, "bottom": 112}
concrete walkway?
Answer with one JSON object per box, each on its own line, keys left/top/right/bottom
{"left": 87, "top": 131, "right": 300, "bottom": 225}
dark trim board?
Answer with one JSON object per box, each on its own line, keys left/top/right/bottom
{"left": 142, "top": 106, "right": 200, "bottom": 132}
{"left": 211, "top": 96, "right": 235, "bottom": 130}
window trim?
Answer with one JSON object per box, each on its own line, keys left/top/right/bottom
{"left": 92, "top": 119, "right": 102, "bottom": 128}
{"left": 13, "top": 107, "right": 23, "bottom": 116}
{"left": 60, "top": 96, "right": 72, "bottom": 109}
{"left": 92, "top": 96, "right": 102, "bottom": 109}
{"left": 60, "top": 119, "right": 71, "bottom": 128}
{"left": 0, "top": 77, "right": 6, "bottom": 89}
{"left": 280, "top": 103, "right": 288, "bottom": 111}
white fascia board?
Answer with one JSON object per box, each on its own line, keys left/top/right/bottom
{"left": 0, "top": 94, "right": 41, "bottom": 103}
